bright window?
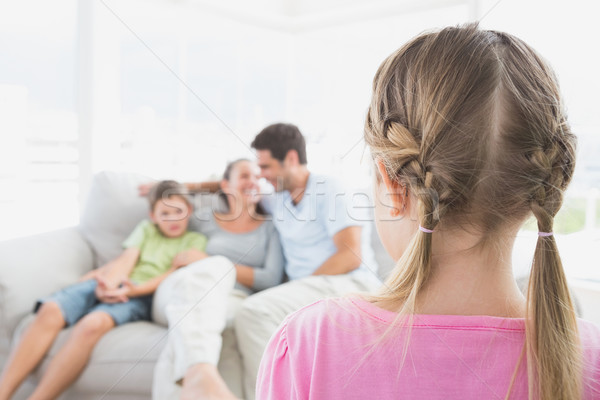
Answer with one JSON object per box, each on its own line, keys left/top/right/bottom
{"left": 0, "top": 1, "right": 78, "bottom": 240}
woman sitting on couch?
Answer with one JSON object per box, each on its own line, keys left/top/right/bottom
{"left": 150, "top": 158, "right": 285, "bottom": 400}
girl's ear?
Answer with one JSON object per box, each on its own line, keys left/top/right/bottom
{"left": 376, "top": 159, "right": 409, "bottom": 215}
{"left": 149, "top": 210, "right": 157, "bottom": 223}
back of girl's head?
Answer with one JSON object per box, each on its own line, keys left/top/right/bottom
{"left": 365, "top": 24, "right": 580, "bottom": 399}
{"left": 365, "top": 24, "right": 575, "bottom": 234}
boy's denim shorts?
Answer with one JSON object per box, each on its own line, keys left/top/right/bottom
{"left": 34, "top": 279, "right": 153, "bottom": 327}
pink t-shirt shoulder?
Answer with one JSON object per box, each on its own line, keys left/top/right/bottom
{"left": 256, "top": 297, "right": 600, "bottom": 400}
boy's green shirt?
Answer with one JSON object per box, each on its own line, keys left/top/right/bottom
{"left": 123, "top": 220, "right": 207, "bottom": 283}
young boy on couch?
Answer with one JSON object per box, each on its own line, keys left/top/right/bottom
{"left": 0, "top": 180, "right": 207, "bottom": 400}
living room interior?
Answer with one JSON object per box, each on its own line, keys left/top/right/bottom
{"left": 0, "top": 0, "right": 599, "bottom": 399}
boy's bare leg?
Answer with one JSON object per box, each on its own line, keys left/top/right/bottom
{"left": 181, "top": 363, "right": 238, "bottom": 400}
{"left": 0, "top": 302, "right": 65, "bottom": 400}
{"left": 28, "top": 311, "right": 115, "bottom": 400}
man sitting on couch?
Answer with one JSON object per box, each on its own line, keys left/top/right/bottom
{"left": 177, "top": 123, "right": 382, "bottom": 400}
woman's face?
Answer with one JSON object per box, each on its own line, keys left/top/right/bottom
{"left": 223, "top": 161, "right": 261, "bottom": 205}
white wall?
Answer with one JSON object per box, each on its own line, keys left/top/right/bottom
{"left": 1, "top": 0, "right": 599, "bottom": 254}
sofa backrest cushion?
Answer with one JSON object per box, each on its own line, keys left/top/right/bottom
{"left": 79, "top": 171, "right": 151, "bottom": 268}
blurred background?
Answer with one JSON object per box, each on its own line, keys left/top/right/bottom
{"left": 0, "top": 0, "right": 598, "bottom": 281}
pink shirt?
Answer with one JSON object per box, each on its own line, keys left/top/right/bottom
{"left": 257, "top": 297, "right": 600, "bottom": 399}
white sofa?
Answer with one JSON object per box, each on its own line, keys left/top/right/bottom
{"left": 0, "top": 172, "right": 252, "bottom": 400}
{"left": 0, "top": 171, "right": 396, "bottom": 399}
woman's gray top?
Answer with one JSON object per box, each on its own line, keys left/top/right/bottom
{"left": 196, "top": 209, "right": 285, "bottom": 294}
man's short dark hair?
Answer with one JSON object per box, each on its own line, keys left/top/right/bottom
{"left": 251, "top": 123, "right": 307, "bottom": 164}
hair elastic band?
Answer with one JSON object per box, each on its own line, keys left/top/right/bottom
{"left": 419, "top": 225, "right": 435, "bottom": 234}
{"left": 538, "top": 231, "right": 553, "bottom": 237}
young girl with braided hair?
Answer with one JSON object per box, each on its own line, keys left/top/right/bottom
{"left": 256, "top": 24, "right": 600, "bottom": 399}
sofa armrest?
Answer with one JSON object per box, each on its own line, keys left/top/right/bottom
{"left": 0, "top": 227, "right": 94, "bottom": 341}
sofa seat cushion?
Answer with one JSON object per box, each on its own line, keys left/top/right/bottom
{"left": 14, "top": 315, "right": 167, "bottom": 396}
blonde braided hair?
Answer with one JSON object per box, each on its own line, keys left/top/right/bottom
{"left": 365, "top": 24, "right": 581, "bottom": 399}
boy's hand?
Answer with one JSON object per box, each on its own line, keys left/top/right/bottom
{"left": 138, "top": 182, "right": 156, "bottom": 197}
{"left": 172, "top": 249, "right": 208, "bottom": 269}
{"left": 102, "top": 281, "right": 135, "bottom": 303}
{"left": 95, "top": 276, "right": 130, "bottom": 303}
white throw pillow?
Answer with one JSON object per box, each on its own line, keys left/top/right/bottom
{"left": 78, "top": 171, "right": 152, "bottom": 268}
